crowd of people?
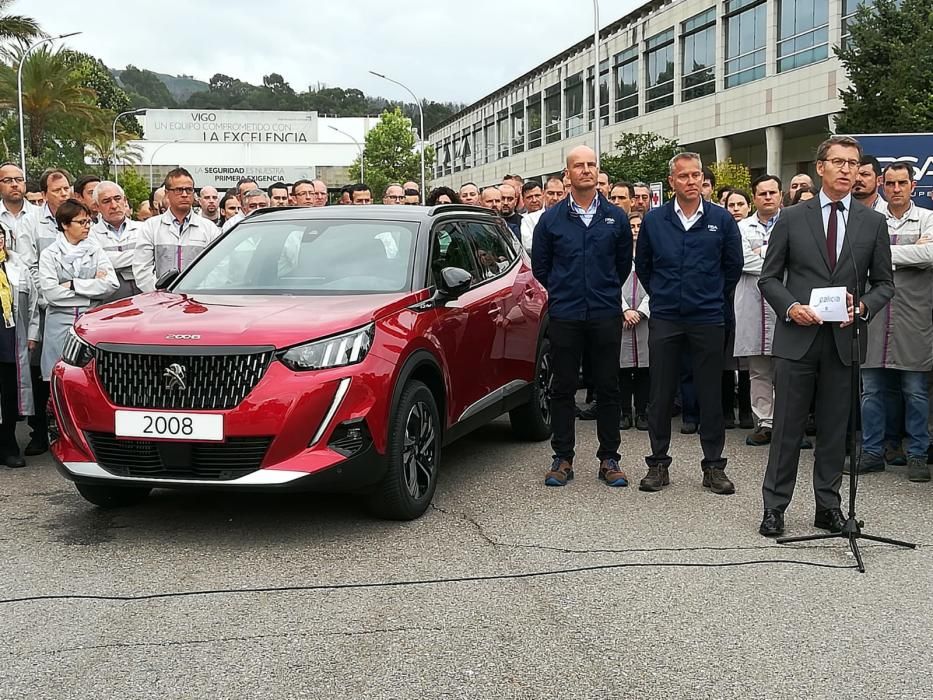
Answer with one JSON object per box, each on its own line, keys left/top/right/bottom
{"left": 0, "top": 139, "right": 930, "bottom": 539}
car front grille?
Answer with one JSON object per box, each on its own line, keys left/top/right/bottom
{"left": 95, "top": 347, "right": 274, "bottom": 410}
{"left": 85, "top": 432, "right": 273, "bottom": 481}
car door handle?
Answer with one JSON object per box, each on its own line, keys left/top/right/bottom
{"left": 487, "top": 305, "right": 501, "bottom": 316}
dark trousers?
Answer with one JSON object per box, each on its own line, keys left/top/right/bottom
{"left": 27, "top": 363, "right": 48, "bottom": 446}
{"left": 0, "top": 362, "right": 20, "bottom": 457}
{"left": 680, "top": 354, "right": 699, "bottom": 424}
{"left": 646, "top": 319, "right": 726, "bottom": 468}
{"left": 762, "top": 325, "right": 849, "bottom": 513}
{"left": 620, "top": 367, "right": 649, "bottom": 417}
{"left": 550, "top": 316, "right": 622, "bottom": 462}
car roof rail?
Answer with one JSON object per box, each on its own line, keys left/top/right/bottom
{"left": 428, "top": 204, "right": 496, "bottom": 217}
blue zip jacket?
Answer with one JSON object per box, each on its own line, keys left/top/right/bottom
{"left": 531, "top": 194, "right": 633, "bottom": 321}
{"left": 634, "top": 199, "right": 743, "bottom": 325}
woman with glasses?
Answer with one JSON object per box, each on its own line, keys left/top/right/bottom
{"left": 38, "top": 199, "right": 118, "bottom": 382}
{"left": 0, "top": 223, "right": 39, "bottom": 468}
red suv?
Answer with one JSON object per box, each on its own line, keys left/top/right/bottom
{"left": 51, "top": 205, "right": 551, "bottom": 519}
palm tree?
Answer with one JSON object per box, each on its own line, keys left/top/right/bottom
{"left": 0, "top": 44, "right": 102, "bottom": 158}
{"left": 0, "top": 0, "right": 41, "bottom": 46}
{"left": 85, "top": 128, "right": 143, "bottom": 177}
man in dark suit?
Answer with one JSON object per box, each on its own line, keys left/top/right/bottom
{"left": 757, "top": 136, "right": 894, "bottom": 537}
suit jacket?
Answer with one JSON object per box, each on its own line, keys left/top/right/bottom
{"left": 758, "top": 196, "right": 894, "bottom": 365}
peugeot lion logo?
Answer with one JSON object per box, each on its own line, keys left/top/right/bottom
{"left": 163, "top": 363, "right": 187, "bottom": 391}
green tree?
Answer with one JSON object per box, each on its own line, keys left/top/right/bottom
{"left": 599, "top": 132, "right": 681, "bottom": 185}
{"left": 835, "top": 0, "right": 933, "bottom": 133}
{"left": 118, "top": 167, "right": 151, "bottom": 210}
{"left": 350, "top": 107, "right": 435, "bottom": 199}
{"left": 0, "top": 44, "right": 103, "bottom": 158}
{"left": 709, "top": 159, "right": 751, "bottom": 196}
{"left": 119, "top": 65, "right": 177, "bottom": 109}
{"left": 85, "top": 130, "right": 143, "bottom": 178}
{"left": 0, "top": 0, "right": 42, "bottom": 46}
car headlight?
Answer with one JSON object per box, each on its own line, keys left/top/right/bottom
{"left": 279, "top": 324, "right": 374, "bottom": 372}
{"left": 62, "top": 328, "right": 95, "bottom": 367}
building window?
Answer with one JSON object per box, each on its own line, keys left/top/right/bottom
{"left": 613, "top": 47, "right": 638, "bottom": 122}
{"left": 778, "top": 0, "right": 829, "bottom": 72}
{"left": 681, "top": 9, "right": 716, "bottom": 101}
{"left": 483, "top": 120, "right": 495, "bottom": 163}
{"left": 527, "top": 94, "right": 542, "bottom": 150}
{"left": 841, "top": 0, "right": 868, "bottom": 48}
{"left": 497, "top": 110, "right": 509, "bottom": 159}
{"left": 724, "top": 0, "right": 767, "bottom": 88}
{"left": 511, "top": 103, "right": 524, "bottom": 154}
{"left": 472, "top": 127, "right": 483, "bottom": 167}
{"left": 586, "top": 60, "right": 611, "bottom": 130}
{"left": 564, "top": 73, "right": 585, "bottom": 137}
{"left": 544, "top": 85, "right": 561, "bottom": 144}
{"left": 645, "top": 29, "right": 675, "bottom": 113}
{"left": 441, "top": 141, "right": 452, "bottom": 176}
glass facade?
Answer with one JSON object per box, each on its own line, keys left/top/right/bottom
{"left": 778, "top": 0, "right": 829, "bottom": 72}
{"left": 725, "top": 0, "right": 767, "bottom": 88}
{"left": 483, "top": 120, "right": 495, "bottom": 163}
{"left": 614, "top": 47, "right": 638, "bottom": 122}
{"left": 511, "top": 103, "right": 524, "bottom": 154}
{"left": 841, "top": 0, "right": 868, "bottom": 48}
{"left": 645, "top": 29, "right": 675, "bottom": 113}
{"left": 587, "top": 60, "right": 611, "bottom": 130}
{"left": 681, "top": 9, "right": 716, "bottom": 101}
{"left": 496, "top": 110, "right": 509, "bottom": 159}
{"left": 564, "top": 73, "right": 585, "bottom": 137}
{"left": 527, "top": 94, "right": 542, "bottom": 150}
{"left": 544, "top": 85, "right": 561, "bottom": 144}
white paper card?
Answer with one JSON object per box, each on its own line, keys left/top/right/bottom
{"left": 809, "top": 286, "right": 848, "bottom": 322}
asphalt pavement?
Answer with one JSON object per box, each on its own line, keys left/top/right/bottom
{"left": 2, "top": 412, "right": 932, "bottom": 699}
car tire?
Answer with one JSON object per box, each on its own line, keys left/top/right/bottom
{"left": 509, "top": 337, "right": 552, "bottom": 441}
{"left": 75, "top": 483, "right": 152, "bottom": 508}
{"left": 369, "top": 380, "right": 441, "bottom": 521}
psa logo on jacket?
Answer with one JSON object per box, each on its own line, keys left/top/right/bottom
{"left": 707, "top": 224, "right": 719, "bottom": 232}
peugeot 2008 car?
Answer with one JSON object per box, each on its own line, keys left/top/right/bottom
{"left": 51, "top": 205, "right": 551, "bottom": 520}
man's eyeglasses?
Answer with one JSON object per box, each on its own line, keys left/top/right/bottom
{"left": 384, "top": 194, "right": 405, "bottom": 201}
{"left": 0, "top": 177, "right": 25, "bottom": 185}
{"left": 822, "top": 158, "right": 860, "bottom": 170}
{"left": 167, "top": 186, "right": 195, "bottom": 195}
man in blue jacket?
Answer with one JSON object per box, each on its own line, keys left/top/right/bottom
{"left": 532, "top": 145, "right": 633, "bottom": 488}
{"left": 634, "top": 152, "right": 743, "bottom": 494}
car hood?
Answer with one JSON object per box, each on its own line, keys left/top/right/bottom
{"left": 75, "top": 291, "right": 427, "bottom": 350}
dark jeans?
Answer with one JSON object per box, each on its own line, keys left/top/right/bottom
{"left": 27, "top": 363, "right": 48, "bottom": 446}
{"left": 620, "top": 367, "right": 649, "bottom": 417}
{"left": 0, "top": 362, "right": 20, "bottom": 457}
{"left": 646, "top": 319, "right": 726, "bottom": 469}
{"left": 550, "top": 316, "right": 622, "bottom": 462}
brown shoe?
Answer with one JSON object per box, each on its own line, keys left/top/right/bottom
{"left": 703, "top": 467, "right": 736, "bottom": 495}
{"left": 639, "top": 464, "right": 670, "bottom": 491}
{"left": 598, "top": 459, "right": 629, "bottom": 487}
{"left": 745, "top": 426, "right": 772, "bottom": 446}
{"left": 544, "top": 458, "right": 574, "bottom": 487}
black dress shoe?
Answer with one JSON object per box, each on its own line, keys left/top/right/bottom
{"left": 24, "top": 439, "right": 48, "bottom": 456}
{"left": 759, "top": 509, "right": 785, "bottom": 537}
{"left": 635, "top": 414, "right": 649, "bottom": 431}
{"left": 5, "top": 454, "right": 26, "bottom": 468}
{"left": 680, "top": 422, "right": 698, "bottom": 435}
{"left": 620, "top": 414, "right": 633, "bottom": 430}
{"left": 814, "top": 508, "right": 846, "bottom": 533}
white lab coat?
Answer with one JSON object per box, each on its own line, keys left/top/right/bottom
{"left": 90, "top": 217, "right": 143, "bottom": 300}
{"left": 133, "top": 211, "right": 220, "bottom": 293}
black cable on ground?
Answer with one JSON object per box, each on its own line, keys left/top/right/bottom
{"left": 0, "top": 557, "right": 857, "bottom": 606}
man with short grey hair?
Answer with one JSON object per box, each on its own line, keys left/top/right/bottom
{"left": 635, "top": 152, "right": 743, "bottom": 495}
{"left": 480, "top": 186, "right": 502, "bottom": 214}
{"left": 311, "top": 179, "right": 329, "bottom": 207}
{"left": 90, "top": 180, "right": 142, "bottom": 300}
{"left": 383, "top": 183, "right": 405, "bottom": 204}
{"left": 459, "top": 182, "right": 480, "bottom": 206}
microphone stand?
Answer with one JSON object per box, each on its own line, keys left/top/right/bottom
{"left": 777, "top": 239, "right": 916, "bottom": 572}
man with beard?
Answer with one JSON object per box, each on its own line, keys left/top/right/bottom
{"left": 197, "top": 186, "right": 221, "bottom": 224}
{"left": 498, "top": 182, "right": 523, "bottom": 241}
{"left": 852, "top": 155, "right": 885, "bottom": 212}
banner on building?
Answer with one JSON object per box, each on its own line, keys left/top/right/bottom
{"left": 145, "top": 110, "right": 319, "bottom": 144}
{"left": 189, "top": 166, "right": 314, "bottom": 190}
{"left": 850, "top": 133, "right": 933, "bottom": 209}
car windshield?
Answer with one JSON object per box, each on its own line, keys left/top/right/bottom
{"left": 175, "top": 218, "right": 418, "bottom": 294}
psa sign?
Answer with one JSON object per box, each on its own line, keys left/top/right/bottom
{"left": 851, "top": 133, "right": 933, "bottom": 209}
{"left": 146, "top": 109, "right": 318, "bottom": 144}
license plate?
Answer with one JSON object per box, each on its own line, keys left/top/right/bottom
{"left": 114, "top": 410, "right": 224, "bottom": 442}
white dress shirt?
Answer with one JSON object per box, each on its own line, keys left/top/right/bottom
{"left": 818, "top": 190, "right": 852, "bottom": 260}
{"left": 674, "top": 199, "right": 704, "bottom": 230}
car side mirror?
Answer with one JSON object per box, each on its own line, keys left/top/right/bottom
{"left": 155, "top": 269, "right": 180, "bottom": 290}
{"left": 436, "top": 266, "right": 472, "bottom": 301}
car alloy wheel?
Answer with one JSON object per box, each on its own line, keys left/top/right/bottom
{"left": 537, "top": 347, "right": 552, "bottom": 426}
{"left": 403, "top": 400, "right": 438, "bottom": 500}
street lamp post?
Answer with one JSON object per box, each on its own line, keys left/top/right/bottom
{"left": 112, "top": 109, "right": 146, "bottom": 185}
{"left": 328, "top": 125, "right": 364, "bottom": 182}
{"left": 149, "top": 140, "right": 179, "bottom": 190}
{"left": 17, "top": 32, "right": 81, "bottom": 178}
{"left": 592, "top": 0, "right": 601, "bottom": 167}
{"left": 369, "top": 70, "right": 425, "bottom": 204}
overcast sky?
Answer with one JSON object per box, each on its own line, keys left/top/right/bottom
{"left": 21, "top": 0, "right": 642, "bottom": 105}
